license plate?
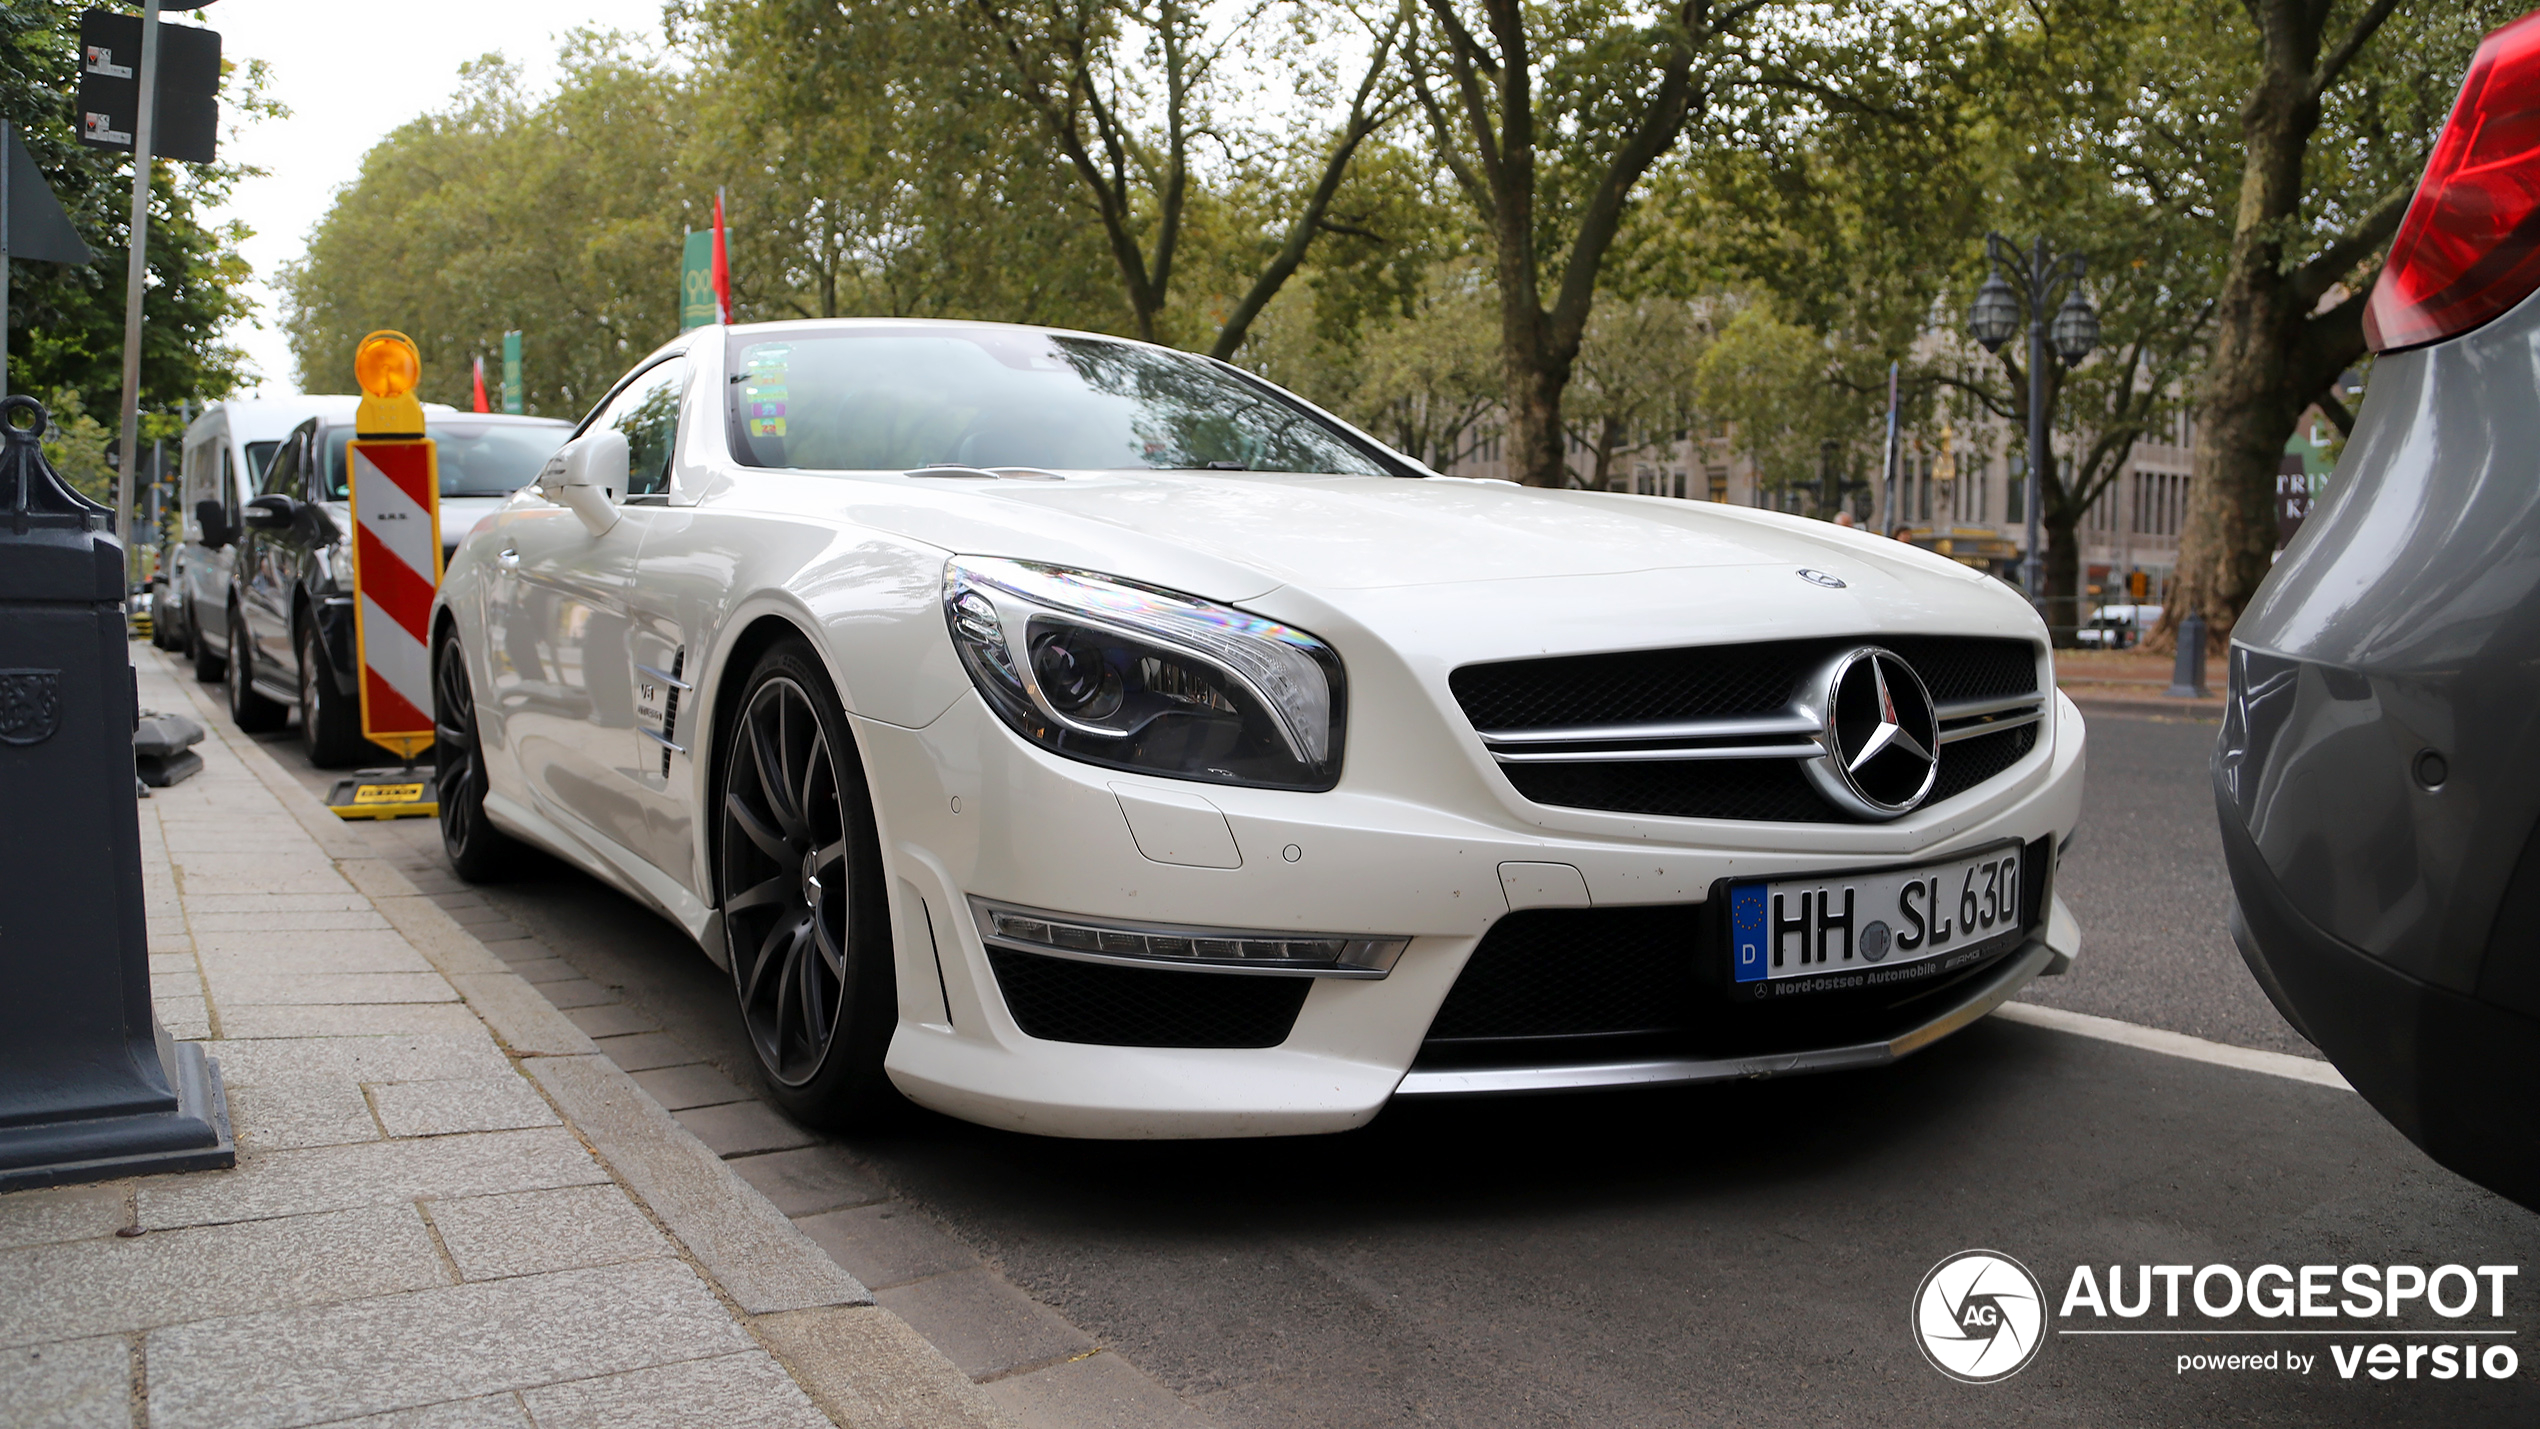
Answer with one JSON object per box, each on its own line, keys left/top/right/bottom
{"left": 1730, "top": 843, "right": 2025, "bottom": 990}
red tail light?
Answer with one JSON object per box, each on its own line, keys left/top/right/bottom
{"left": 2365, "top": 11, "right": 2540, "bottom": 352}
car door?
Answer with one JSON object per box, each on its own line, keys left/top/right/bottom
{"left": 239, "top": 425, "right": 311, "bottom": 681}
{"left": 489, "top": 358, "right": 689, "bottom": 866}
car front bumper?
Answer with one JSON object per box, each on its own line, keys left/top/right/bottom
{"left": 859, "top": 690, "right": 2087, "bottom": 1138}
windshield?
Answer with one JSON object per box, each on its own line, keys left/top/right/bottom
{"left": 244, "top": 441, "right": 280, "bottom": 481}
{"left": 322, "top": 422, "right": 571, "bottom": 500}
{"left": 727, "top": 328, "right": 1394, "bottom": 477}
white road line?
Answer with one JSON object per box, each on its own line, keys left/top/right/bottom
{"left": 1995, "top": 1001, "right": 2355, "bottom": 1092}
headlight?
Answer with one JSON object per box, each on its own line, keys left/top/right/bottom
{"left": 943, "top": 557, "right": 1346, "bottom": 790}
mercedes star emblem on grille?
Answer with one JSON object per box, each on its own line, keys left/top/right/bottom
{"left": 1800, "top": 647, "right": 1940, "bottom": 819}
{"left": 1796, "top": 568, "right": 1846, "bottom": 588}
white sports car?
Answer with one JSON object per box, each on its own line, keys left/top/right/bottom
{"left": 431, "top": 318, "right": 2085, "bottom": 1138}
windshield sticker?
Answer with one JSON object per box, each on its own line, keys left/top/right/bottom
{"left": 743, "top": 346, "right": 790, "bottom": 439}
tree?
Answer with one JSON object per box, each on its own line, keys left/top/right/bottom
{"left": 675, "top": 0, "right": 1121, "bottom": 329}
{"left": 2167, "top": 0, "right": 2518, "bottom": 639}
{"left": 1408, "top": 0, "right": 1769, "bottom": 488}
{"left": 1252, "top": 260, "right": 1504, "bottom": 469}
{"left": 282, "top": 38, "right": 696, "bottom": 415}
{"left": 961, "top": 0, "right": 1407, "bottom": 355}
{"left": 1565, "top": 295, "right": 1710, "bottom": 491}
{"left": 1694, "top": 297, "right": 1879, "bottom": 505}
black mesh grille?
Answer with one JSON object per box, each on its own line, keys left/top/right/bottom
{"left": 1931, "top": 725, "right": 2037, "bottom": 804}
{"left": 1453, "top": 635, "right": 2041, "bottom": 822}
{"left": 1426, "top": 906, "right": 1696, "bottom": 1041}
{"left": 986, "top": 948, "right": 1309, "bottom": 1048}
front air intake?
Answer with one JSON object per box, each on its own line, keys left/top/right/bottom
{"left": 986, "top": 948, "right": 1311, "bottom": 1048}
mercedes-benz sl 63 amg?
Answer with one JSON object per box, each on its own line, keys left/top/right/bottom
{"left": 430, "top": 318, "right": 2085, "bottom": 1137}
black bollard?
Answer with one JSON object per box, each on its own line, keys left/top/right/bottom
{"left": 2165, "top": 610, "right": 2212, "bottom": 699}
{"left": 0, "top": 395, "right": 233, "bottom": 1191}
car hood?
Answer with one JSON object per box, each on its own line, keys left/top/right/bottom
{"left": 830, "top": 468, "right": 1998, "bottom": 599}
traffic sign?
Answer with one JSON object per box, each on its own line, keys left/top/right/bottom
{"left": 346, "top": 333, "right": 439, "bottom": 768}
{"left": 76, "top": 9, "right": 220, "bottom": 164}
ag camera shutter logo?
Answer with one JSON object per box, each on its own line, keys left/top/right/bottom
{"left": 1914, "top": 1250, "right": 2049, "bottom": 1383}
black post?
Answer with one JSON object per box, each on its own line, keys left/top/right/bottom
{"left": 2166, "top": 610, "right": 2211, "bottom": 698}
{"left": 0, "top": 394, "right": 232, "bottom": 1191}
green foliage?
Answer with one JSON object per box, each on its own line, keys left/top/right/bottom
{"left": 0, "top": 1, "right": 265, "bottom": 414}
{"left": 280, "top": 38, "right": 695, "bottom": 415}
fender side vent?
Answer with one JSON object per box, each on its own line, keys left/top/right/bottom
{"left": 660, "top": 648, "right": 685, "bottom": 777}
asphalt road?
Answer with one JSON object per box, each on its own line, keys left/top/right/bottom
{"left": 237, "top": 695, "right": 2539, "bottom": 1426}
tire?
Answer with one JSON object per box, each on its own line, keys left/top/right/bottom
{"left": 301, "top": 621, "right": 374, "bottom": 768}
{"left": 433, "top": 627, "right": 525, "bottom": 883}
{"left": 226, "top": 611, "right": 288, "bottom": 733}
{"left": 151, "top": 587, "right": 181, "bottom": 650}
{"left": 718, "top": 639, "right": 901, "bottom": 1129}
{"left": 189, "top": 607, "right": 226, "bottom": 682}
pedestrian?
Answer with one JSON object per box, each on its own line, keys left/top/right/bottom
{"left": 1833, "top": 511, "right": 1857, "bottom": 529}
{"left": 1891, "top": 524, "right": 1913, "bottom": 543}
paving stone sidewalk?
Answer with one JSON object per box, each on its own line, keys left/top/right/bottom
{"left": 0, "top": 651, "right": 1015, "bottom": 1429}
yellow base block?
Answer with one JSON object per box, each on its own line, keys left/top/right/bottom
{"left": 326, "top": 774, "right": 438, "bottom": 821}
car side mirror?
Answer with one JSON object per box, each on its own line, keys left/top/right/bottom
{"left": 549, "top": 430, "right": 627, "bottom": 537}
{"left": 240, "top": 493, "right": 297, "bottom": 533}
{"left": 193, "top": 498, "right": 230, "bottom": 549}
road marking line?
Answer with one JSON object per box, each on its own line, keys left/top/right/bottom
{"left": 1995, "top": 1001, "right": 2354, "bottom": 1092}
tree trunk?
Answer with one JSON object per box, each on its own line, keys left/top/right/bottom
{"left": 1504, "top": 310, "right": 1573, "bottom": 488}
{"left": 2160, "top": 4, "right": 2391, "bottom": 646}
{"left": 2044, "top": 512, "right": 2084, "bottom": 650}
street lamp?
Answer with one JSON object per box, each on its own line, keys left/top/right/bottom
{"left": 1965, "top": 234, "right": 2096, "bottom": 626}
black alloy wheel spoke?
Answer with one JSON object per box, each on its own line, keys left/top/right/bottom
{"left": 724, "top": 875, "right": 789, "bottom": 916}
{"left": 810, "top": 908, "right": 846, "bottom": 977}
{"left": 751, "top": 710, "right": 807, "bottom": 843}
{"left": 743, "top": 912, "right": 793, "bottom": 1008}
{"left": 726, "top": 792, "right": 793, "bottom": 864}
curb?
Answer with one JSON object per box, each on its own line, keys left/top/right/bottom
{"left": 2063, "top": 691, "right": 2224, "bottom": 719}
{"left": 157, "top": 651, "right": 1020, "bottom": 1429}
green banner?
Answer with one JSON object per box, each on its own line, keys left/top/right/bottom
{"left": 500, "top": 331, "right": 523, "bottom": 414}
{"left": 681, "top": 231, "right": 715, "bottom": 331}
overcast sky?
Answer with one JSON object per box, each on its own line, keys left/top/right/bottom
{"left": 205, "top": 1, "right": 673, "bottom": 397}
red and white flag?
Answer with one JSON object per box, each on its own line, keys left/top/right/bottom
{"left": 347, "top": 439, "right": 443, "bottom": 755}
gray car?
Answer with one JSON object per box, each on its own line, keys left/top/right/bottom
{"left": 2219, "top": 12, "right": 2540, "bottom": 1210}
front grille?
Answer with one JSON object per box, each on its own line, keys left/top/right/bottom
{"left": 986, "top": 947, "right": 1310, "bottom": 1048}
{"left": 1417, "top": 838, "right": 2051, "bottom": 1071}
{"left": 1452, "top": 635, "right": 2041, "bottom": 822}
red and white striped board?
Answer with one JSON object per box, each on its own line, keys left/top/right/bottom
{"left": 347, "top": 438, "right": 443, "bottom": 760}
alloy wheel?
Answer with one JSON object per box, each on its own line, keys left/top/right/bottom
{"left": 720, "top": 674, "right": 853, "bottom": 1088}
{"left": 434, "top": 636, "right": 486, "bottom": 860}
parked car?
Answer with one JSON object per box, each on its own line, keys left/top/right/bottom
{"left": 430, "top": 317, "right": 2085, "bottom": 1137}
{"left": 2076, "top": 603, "right": 2160, "bottom": 649}
{"left": 2220, "top": 11, "right": 2540, "bottom": 1210}
{"left": 224, "top": 412, "right": 571, "bottom": 766}
{"left": 167, "top": 398, "right": 366, "bottom": 677}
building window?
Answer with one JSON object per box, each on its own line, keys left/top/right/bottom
{"left": 1707, "top": 466, "right": 1729, "bottom": 503}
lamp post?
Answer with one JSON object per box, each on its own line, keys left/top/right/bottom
{"left": 1966, "top": 234, "right": 2098, "bottom": 630}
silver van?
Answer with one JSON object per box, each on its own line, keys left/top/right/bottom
{"left": 167, "top": 397, "right": 362, "bottom": 679}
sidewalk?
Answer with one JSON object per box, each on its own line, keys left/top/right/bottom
{"left": 0, "top": 651, "right": 1013, "bottom": 1429}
